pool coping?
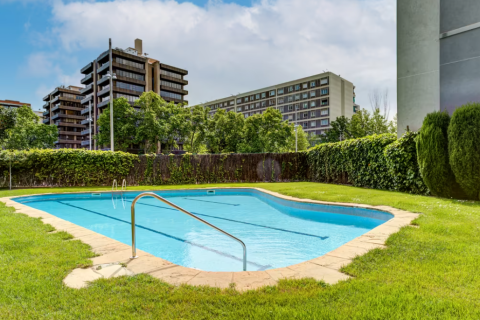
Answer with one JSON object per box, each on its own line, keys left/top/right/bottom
{"left": 0, "top": 187, "right": 419, "bottom": 291}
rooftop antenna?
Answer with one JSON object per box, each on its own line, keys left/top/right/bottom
{"left": 144, "top": 53, "right": 149, "bottom": 57}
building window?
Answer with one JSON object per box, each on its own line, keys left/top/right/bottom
{"left": 321, "top": 119, "right": 329, "bottom": 126}
{"left": 255, "top": 94, "right": 260, "bottom": 99}
{"left": 321, "top": 99, "right": 329, "bottom": 106}
{"left": 245, "top": 97, "right": 249, "bottom": 102}
{"left": 302, "top": 93, "right": 308, "bottom": 99}
{"left": 287, "top": 96, "right": 293, "bottom": 102}
{"left": 160, "top": 69, "right": 181, "bottom": 79}
{"left": 278, "top": 88, "right": 284, "bottom": 94}
{"left": 270, "top": 90, "right": 275, "bottom": 96}
{"left": 237, "top": 98, "right": 242, "bottom": 104}
{"left": 288, "top": 114, "right": 293, "bottom": 120}
{"left": 116, "top": 57, "right": 144, "bottom": 70}
{"left": 237, "top": 107, "right": 242, "bottom": 111}
{"left": 269, "top": 99, "right": 275, "bottom": 106}
{"left": 261, "top": 92, "right": 266, "bottom": 98}
{"left": 278, "top": 98, "right": 284, "bottom": 104}
{"left": 303, "top": 102, "right": 308, "bottom": 109}
{"left": 261, "top": 101, "right": 266, "bottom": 107}
{"left": 303, "top": 83, "right": 308, "bottom": 89}
{"left": 311, "top": 81, "right": 316, "bottom": 87}
{"left": 230, "top": 101, "right": 235, "bottom": 105}
{"left": 116, "top": 93, "right": 139, "bottom": 103}
{"left": 310, "top": 91, "right": 316, "bottom": 98}
{"left": 288, "top": 105, "right": 293, "bottom": 111}
{"left": 288, "top": 86, "right": 293, "bottom": 92}
{"left": 117, "top": 69, "right": 145, "bottom": 81}
{"left": 311, "top": 121, "right": 316, "bottom": 127}
{"left": 321, "top": 88, "right": 329, "bottom": 95}
{"left": 295, "top": 94, "right": 300, "bottom": 101}
{"left": 311, "top": 111, "right": 316, "bottom": 117}
{"left": 294, "top": 84, "right": 300, "bottom": 91}
{"left": 160, "top": 91, "right": 182, "bottom": 100}
{"left": 117, "top": 81, "right": 144, "bottom": 93}
{"left": 310, "top": 101, "right": 316, "bottom": 107}
{"left": 303, "top": 112, "right": 308, "bottom": 118}
{"left": 320, "top": 109, "right": 329, "bottom": 116}
{"left": 320, "top": 77, "right": 329, "bottom": 85}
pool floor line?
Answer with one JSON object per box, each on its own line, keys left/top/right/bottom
{"left": 55, "top": 201, "right": 271, "bottom": 270}
{"left": 130, "top": 199, "right": 329, "bottom": 240}
{"left": 182, "top": 197, "right": 241, "bottom": 206}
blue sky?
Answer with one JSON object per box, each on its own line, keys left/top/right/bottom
{"left": 0, "top": 0, "right": 396, "bottom": 112}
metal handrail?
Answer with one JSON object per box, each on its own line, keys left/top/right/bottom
{"left": 121, "top": 179, "right": 127, "bottom": 192}
{"left": 112, "top": 179, "right": 118, "bottom": 192}
{"left": 130, "top": 192, "right": 247, "bottom": 271}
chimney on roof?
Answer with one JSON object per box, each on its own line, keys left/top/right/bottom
{"left": 134, "top": 39, "right": 143, "bottom": 56}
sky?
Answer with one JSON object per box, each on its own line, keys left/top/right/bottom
{"left": 0, "top": 0, "right": 396, "bottom": 114}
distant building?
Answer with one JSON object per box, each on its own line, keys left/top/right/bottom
{"left": 203, "top": 72, "right": 357, "bottom": 136}
{"left": 397, "top": 0, "right": 480, "bottom": 135}
{"left": 42, "top": 85, "right": 85, "bottom": 149}
{"left": 0, "top": 100, "right": 31, "bottom": 109}
{"left": 79, "top": 38, "right": 188, "bottom": 150}
{"left": 33, "top": 111, "right": 44, "bottom": 123}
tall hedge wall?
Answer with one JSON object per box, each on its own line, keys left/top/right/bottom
{"left": 416, "top": 111, "right": 465, "bottom": 198}
{"left": 308, "top": 133, "right": 428, "bottom": 194}
{"left": 0, "top": 149, "right": 308, "bottom": 188}
{"left": 449, "top": 102, "right": 480, "bottom": 200}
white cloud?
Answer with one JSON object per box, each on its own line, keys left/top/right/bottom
{"left": 48, "top": 0, "right": 396, "bottom": 112}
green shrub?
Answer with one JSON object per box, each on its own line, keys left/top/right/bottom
{"left": 308, "top": 134, "right": 397, "bottom": 190}
{"left": 385, "top": 131, "right": 429, "bottom": 194}
{"left": 448, "top": 103, "right": 480, "bottom": 200}
{"left": 416, "top": 111, "right": 465, "bottom": 198}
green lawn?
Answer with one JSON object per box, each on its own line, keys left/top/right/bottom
{"left": 1, "top": 182, "right": 480, "bottom": 319}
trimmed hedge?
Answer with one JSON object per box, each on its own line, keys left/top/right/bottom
{"left": 385, "top": 131, "right": 428, "bottom": 194}
{"left": 448, "top": 103, "right": 480, "bottom": 200}
{"left": 0, "top": 149, "right": 307, "bottom": 187}
{"left": 416, "top": 111, "right": 465, "bottom": 198}
{"left": 308, "top": 133, "right": 428, "bottom": 194}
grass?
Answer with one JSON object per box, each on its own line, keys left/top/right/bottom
{"left": 1, "top": 182, "right": 480, "bottom": 319}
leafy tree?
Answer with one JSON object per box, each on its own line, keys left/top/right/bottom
{"left": 185, "top": 105, "right": 210, "bottom": 153}
{"left": 239, "top": 108, "right": 291, "bottom": 153}
{"left": 448, "top": 103, "right": 480, "bottom": 200}
{"left": 135, "top": 92, "right": 167, "bottom": 153}
{"left": 0, "top": 107, "right": 17, "bottom": 141}
{"left": 95, "top": 98, "right": 138, "bottom": 152}
{"left": 205, "top": 109, "right": 245, "bottom": 153}
{"left": 321, "top": 116, "right": 352, "bottom": 142}
{"left": 1, "top": 106, "right": 57, "bottom": 150}
{"left": 282, "top": 124, "right": 310, "bottom": 152}
{"left": 162, "top": 101, "right": 190, "bottom": 152}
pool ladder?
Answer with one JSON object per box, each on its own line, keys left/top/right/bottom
{"left": 112, "top": 179, "right": 127, "bottom": 209}
{"left": 130, "top": 192, "right": 248, "bottom": 271}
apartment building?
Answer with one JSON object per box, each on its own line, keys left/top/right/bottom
{"left": 79, "top": 38, "right": 188, "bottom": 150}
{"left": 0, "top": 99, "right": 31, "bottom": 109}
{"left": 203, "top": 72, "right": 357, "bottom": 136}
{"left": 42, "top": 85, "right": 85, "bottom": 149}
{"left": 398, "top": 0, "right": 480, "bottom": 135}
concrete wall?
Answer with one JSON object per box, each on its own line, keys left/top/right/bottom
{"left": 397, "top": 0, "right": 440, "bottom": 135}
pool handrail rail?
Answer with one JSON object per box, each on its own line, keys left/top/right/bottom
{"left": 130, "top": 192, "right": 247, "bottom": 271}
{"left": 112, "top": 179, "right": 118, "bottom": 192}
{"left": 121, "top": 179, "right": 127, "bottom": 192}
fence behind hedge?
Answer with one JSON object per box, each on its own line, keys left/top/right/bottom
{"left": 0, "top": 150, "right": 308, "bottom": 188}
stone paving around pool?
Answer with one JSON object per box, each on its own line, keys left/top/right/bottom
{"left": 0, "top": 188, "right": 419, "bottom": 292}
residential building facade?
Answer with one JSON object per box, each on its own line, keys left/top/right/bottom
{"left": 79, "top": 38, "right": 188, "bottom": 150}
{"left": 203, "top": 72, "right": 357, "bottom": 136}
{"left": 398, "top": 0, "right": 480, "bottom": 135}
{"left": 0, "top": 99, "right": 31, "bottom": 109}
{"left": 42, "top": 85, "right": 85, "bottom": 149}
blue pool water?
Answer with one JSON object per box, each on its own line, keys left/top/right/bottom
{"left": 14, "top": 189, "right": 392, "bottom": 272}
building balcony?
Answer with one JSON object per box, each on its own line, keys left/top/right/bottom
{"left": 81, "top": 140, "right": 91, "bottom": 146}
{"left": 112, "top": 61, "right": 146, "bottom": 74}
{"left": 80, "top": 84, "right": 93, "bottom": 95}
{"left": 116, "top": 75, "right": 146, "bottom": 86}
{"left": 80, "top": 72, "right": 94, "bottom": 85}
{"left": 97, "top": 61, "right": 110, "bottom": 74}
{"left": 81, "top": 118, "right": 92, "bottom": 125}
{"left": 52, "top": 113, "right": 85, "bottom": 121}
{"left": 51, "top": 96, "right": 60, "bottom": 104}
{"left": 43, "top": 102, "right": 49, "bottom": 109}
{"left": 97, "top": 100, "right": 110, "bottom": 109}
{"left": 43, "top": 110, "right": 49, "bottom": 116}
{"left": 160, "top": 95, "right": 186, "bottom": 105}
{"left": 55, "top": 139, "right": 82, "bottom": 145}
{"left": 43, "top": 118, "right": 50, "bottom": 124}
{"left": 59, "top": 131, "right": 82, "bottom": 136}
{"left": 54, "top": 121, "right": 85, "bottom": 128}
{"left": 160, "top": 85, "right": 188, "bottom": 95}
{"left": 81, "top": 62, "right": 93, "bottom": 74}
{"left": 81, "top": 106, "right": 93, "bottom": 115}
{"left": 52, "top": 105, "right": 84, "bottom": 113}
{"left": 81, "top": 128, "right": 92, "bottom": 135}
{"left": 160, "top": 63, "right": 188, "bottom": 75}
{"left": 97, "top": 50, "right": 109, "bottom": 63}
{"left": 97, "top": 86, "right": 110, "bottom": 98}
{"left": 160, "top": 74, "right": 188, "bottom": 85}
{"left": 81, "top": 94, "right": 94, "bottom": 105}
{"left": 97, "top": 75, "right": 109, "bottom": 86}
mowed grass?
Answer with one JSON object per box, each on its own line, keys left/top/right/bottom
{"left": 1, "top": 182, "right": 480, "bottom": 319}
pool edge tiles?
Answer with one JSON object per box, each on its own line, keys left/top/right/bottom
{"left": 1, "top": 188, "right": 419, "bottom": 291}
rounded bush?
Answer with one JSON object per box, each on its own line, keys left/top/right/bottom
{"left": 416, "top": 111, "right": 465, "bottom": 198}
{"left": 448, "top": 103, "right": 480, "bottom": 200}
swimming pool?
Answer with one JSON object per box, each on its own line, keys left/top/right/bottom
{"left": 13, "top": 189, "right": 393, "bottom": 272}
